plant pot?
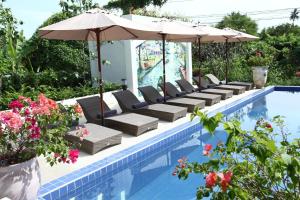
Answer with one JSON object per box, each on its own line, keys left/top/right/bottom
{"left": 0, "top": 157, "right": 41, "bottom": 200}
{"left": 252, "top": 66, "right": 268, "bottom": 89}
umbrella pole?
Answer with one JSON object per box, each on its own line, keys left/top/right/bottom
{"left": 162, "top": 34, "right": 166, "bottom": 102}
{"left": 197, "top": 37, "right": 202, "bottom": 88}
{"left": 95, "top": 29, "right": 105, "bottom": 126}
{"left": 225, "top": 38, "right": 229, "bottom": 84}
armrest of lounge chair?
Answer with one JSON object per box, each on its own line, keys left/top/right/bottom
{"left": 156, "top": 96, "right": 171, "bottom": 103}
{"left": 132, "top": 102, "right": 148, "bottom": 109}
{"left": 97, "top": 109, "right": 117, "bottom": 118}
{"left": 176, "top": 91, "right": 186, "bottom": 97}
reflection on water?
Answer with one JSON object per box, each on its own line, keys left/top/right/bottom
{"left": 248, "top": 96, "right": 268, "bottom": 120}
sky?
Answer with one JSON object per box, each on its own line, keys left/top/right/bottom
{"left": 4, "top": 0, "right": 300, "bottom": 38}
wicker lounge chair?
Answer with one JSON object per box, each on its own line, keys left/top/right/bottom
{"left": 176, "top": 79, "right": 221, "bottom": 106}
{"left": 113, "top": 90, "right": 187, "bottom": 122}
{"left": 205, "top": 74, "right": 253, "bottom": 91}
{"left": 227, "top": 81, "right": 253, "bottom": 90}
{"left": 138, "top": 86, "right": 205, "bottom": 112}
{"left": 65, "top": 123, "right": 122, "bottom": 154}
{"left": 214, "top": 85, "right": 245, "bottom": 95}
{"left": 161, "top": 82, "right": 222, "bottom": 106}
{"left": 192, "top": 77, "right": 233, "bottom": 100}
{"left": 77, "top": 96, "right": 158, "bottom": 136}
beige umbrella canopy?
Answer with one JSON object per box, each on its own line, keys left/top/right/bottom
{"left": 39, "top": 8, "right": 161, "bottom": 125}
{"left": 222, "top": 27, "right": 259, "bottom": 42}
{"left": 173, "top": 23, "right": 237, "bottom": 85}
{"left": 39, "top": 8, "right": 160, "bottom": 41}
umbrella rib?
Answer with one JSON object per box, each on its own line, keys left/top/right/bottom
{"left": 39, "top": 30, "right": 54, "bottom": 38}
{"left": 119, "top": 26, "right": 138, "bottom": 39}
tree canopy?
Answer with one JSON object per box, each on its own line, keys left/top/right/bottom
{"left": 216, "top": 12, "right": 258, "bottom": 35}
{"left": 104, "top": 0, "right": 168, "bottom": 14}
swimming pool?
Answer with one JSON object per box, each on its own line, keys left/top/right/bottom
{"left": 39, "top": 86, "right": 300, "bottom": 200}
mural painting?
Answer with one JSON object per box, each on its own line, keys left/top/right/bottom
{"left": 136, "top": 41, "right": 187, "bottom": 90}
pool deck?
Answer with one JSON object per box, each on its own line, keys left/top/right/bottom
{"left": 38, "top": 89, "right": 259, "bottom": 185}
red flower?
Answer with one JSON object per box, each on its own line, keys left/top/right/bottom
{"left": 218, "top": 171, "right": 233, "bottom": 192}
{"left": 29, "top": 126, "right": 41, "bottom": 139}
{"left": 265, "top": 123, "right": 272, "bottom": 129}
{"left": 203, "top": 144, "right": 213, "bottom": 156}
{"left": 204, "top": 144, "right": 212, "bottom": 151}
{"left": 69, "top": 149, "right": 79, "bottom": 163}
{"left": 8, "top": 100, "right": 24, "bottom": 111}
{"left": 206, "top": 172, "right": 218, "bottom": 188}
{"left": 172, "top": 171, "right": 177, "bottom": 176}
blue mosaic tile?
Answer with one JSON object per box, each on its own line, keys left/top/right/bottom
{"left": 67, "top": 182, "right": 75, "bottom": 192}
{"left": 50, "top": 190, "right": 60, "bottom": 200}
{"left": 43, "top": 194, "right": 52, "bottom": 200}
{"left": 59, "top": 186, "right": 68, "bottom": 198}
{"left": 75, "top": 179, "right": 82, "bottom": 188}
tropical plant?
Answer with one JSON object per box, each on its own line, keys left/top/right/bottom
{"left": 59, "top": 0, "right": 99, "bottom": 17}
{"left": 173, "top": 110, "right": 300, "bottom": 199}
{"left": 104, "top": 0, "right": 168, "bottom": 14}
{"left": 216, "top": 12, "right": 258, "bottom": 35}
{"left": 290, "top": 8, "right": 299, "bottom": 26}
{"left": 0, "top": 94, "right": 87, "bottom": 167}
{"left": 247, "top": 50, "right": 272, "bottom": 67}
{"left": 0, "top": 1, "right": 25, "bottom": 72}
{"left": 21, "top": 12, "right": 90, "bottom": 73}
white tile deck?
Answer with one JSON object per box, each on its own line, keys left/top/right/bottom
{"left": 39, "top": 89, "right": 259, "bottom": 184}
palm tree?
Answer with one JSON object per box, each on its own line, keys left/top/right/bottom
{"left": 290, "top": 8, "right": 299, "bottom": 26}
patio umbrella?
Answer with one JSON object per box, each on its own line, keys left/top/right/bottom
{"left": 219, "top": 28, "right": 259, "bottom": 84}
{"left": 39, "top": 8, "right": 160, "bottom": 125}
{"left": 145, "top": 19, "right": 205, "bottom": 102}
{"left": 192, "top": 25, "right": 236, "bottom": 87}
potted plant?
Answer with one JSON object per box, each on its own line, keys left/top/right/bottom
{"left": 247, "top": 51, "right": 272, "bottom": 88}
{"left": 0, "top": 94, "right": 86, "bottom": 200}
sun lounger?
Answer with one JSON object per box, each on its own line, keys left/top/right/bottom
{"left": 138, "top": 86, "right": 205, "bottom": 112}
{"left": 176, "top": 79, "right": 221, "bottom": 106}
{"left": 105, "top": 113, "right": 158, "bottom": 136}
{"left": 113, "top": 90, "right": 187, "bottom": 122}
{"left": 65, "top": 123, "right": 122, "bottom": 154}
{"left": 77, "top": 96, "right": 158, "bottom": 136}
{"left": 191, "top": 78, "right": 233, "bottom": 100}
{"left": 205, "top": 74, "right": 253, "bottom": 91}
{"left": 161, "top": 81, "right": 221, "bottom": 106}
{"left": 200, "top": 89, "right": 233, "bottom": 100}
{"left": 214, "top": 85, "right": 246, "bottom": 95}
{"left": 227, "top": 81, "right": 253, "bottom": 90}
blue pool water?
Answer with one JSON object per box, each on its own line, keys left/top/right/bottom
{"left": 56, "top": 90, "right": 300, "bottom": 200}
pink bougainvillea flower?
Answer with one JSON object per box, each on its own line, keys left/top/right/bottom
{"left": 218, "top": 171, "right": 233, "bottom": 192}
{"left": 29, "top": 126, "right": 41, "bottom": 139}
{"left": 18, "top": 96, "right": 33, "bottom": 103}
{"left": 32, "top": 105, "right": 50, "bottom": 116}
{"left": 24, "top": 108, "right": 31, "bottom": 116}
{"left": 206, "top": 172, "right": 218, "bottom": 188}
{"left": 69, "top": 149, "right": 80, "bottom": 163}
{"left": 74, "top": 104, "right": 83, "bottom": 114}
{"left": 34, "top": 93, "right": 58, "bottom": 114}
{"left": 203, "top": 144, "right": 213, "bottom": 156}
{"left": 0, "top": 111, "right": 23, "bottom": 132}
{"left": 8, "top": 100, "right": 24, "bottom": 111}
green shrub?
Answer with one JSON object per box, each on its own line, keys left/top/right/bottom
{"left": 0, "top": 83, "right": 121, "bottom": 110}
